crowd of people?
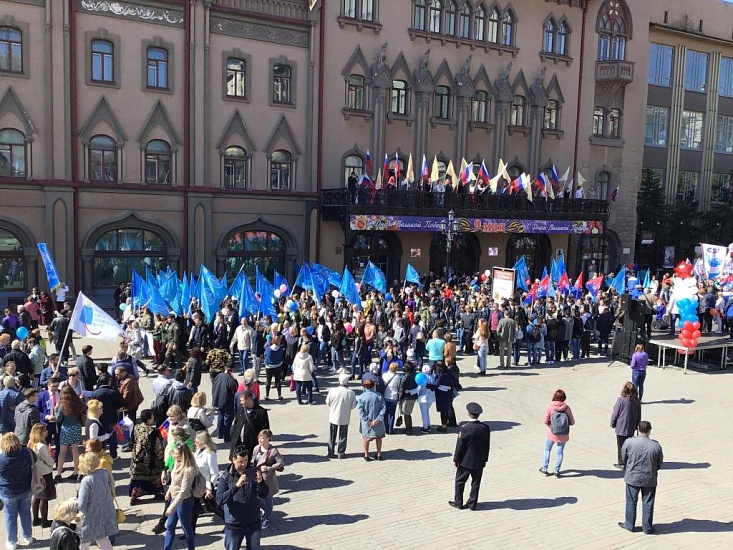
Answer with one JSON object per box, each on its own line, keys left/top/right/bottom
{"left": 0, "top": 263, "right": 693, "bottom": 547}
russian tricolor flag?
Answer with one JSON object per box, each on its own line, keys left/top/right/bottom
{"left": 421, "top": 154, "right": 429, "bottom": 180}
{"left": 394, "top": 153, "right": 401, "bottom": 181}
{"left": 610, "top": 186, "right": 619, "bottom": 202}
{"left": 383, "top": 153, "right": 390, "bottom": 178}
{"left": 478, "top": 160, "right": 491, "bottom": 181}
{"left": 365, "top": 149, "right": 372, "bottom": 176}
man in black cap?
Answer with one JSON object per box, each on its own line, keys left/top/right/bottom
{"left": 449, "top": 401, "right": 491, "bottom": 510}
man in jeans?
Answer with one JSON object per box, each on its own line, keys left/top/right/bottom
{"left": 618, "top": 420, "right": 664, "bottom": 535}
{"left": 217, "top": 446, "right": 269, "bottom": 550}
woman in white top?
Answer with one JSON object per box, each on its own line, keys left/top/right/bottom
{"left": 192, "top": 430, "right": 218, "bottom": 535}
{"left": 27, "top": 423, "right": 57, "bottom": 527}
{"left": 292, "top": 344, "right": 315, "bottom": 405}
{"left": 58, "top": 367, "right": 84, "bottom": 400}
{"left": 186, "top": 392, "right": 213, "bottom": 433}
{"left": 381, "top": 362, "right": 402, "bottom": 435}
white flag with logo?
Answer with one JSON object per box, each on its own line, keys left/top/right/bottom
{"left": 70, "top": 292, "right": 125, "bottom": 340}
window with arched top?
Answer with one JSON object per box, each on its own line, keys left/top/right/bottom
{"left": 510, "top": 95, "right": 526, "bottom": 126}
{"left": 91, "top": 39, "right": 114, "bottom": 82}
{"left": 225, "top": 229, "right": 286, "bottom": 282}
{"left": 223, "top": 146, "right": 247, "bottom": 189}
{"left": 544, "top": 100, "right": 559, "bottom": 130}
{"left": 0, "top": 128, "right": 27, "bottom": 178}
{"left": 391, "top": 80, "right": 408, "bottom": 115}
{"left": 93, "top": 228, "right": 167, "bottom": 287}
{"left": 145, "top": 140, "right": 171, "bottom": 184}
{"left": 89, "top": 135, "right": 117, "bottom": 182}
{"left": 444, "top": 1, "right": 457, "bottom": 35}
{"left": 609, "top": 108, "right": 621, "bottom": 138}
{"left": 543, "top": 19, "right": 555, "bottom": 53}
{"left": 593, "top": 107, "right": 605, "bottom": 136}
{"left": 146, "top": 47, "right": 168, "bottom": 89}
{"left": 273, "top": 64, "right": 292, "bottom": 104}
{"left": 0, "top": 27, "right": 23, "bottom": 73}
{"left": 557, "top": 21, "right": 569, "bottom": 55}
{"left": 474, "top": 6, "right": 486, "bottom": 41}
{"left": 487, "top": 8, "right": 500, "bottom": 43}
{"left": 597, "top": 171, "right": 611, "bottom": 201}
{"left": 472, "top": 90, "right": 489, "bottom": 123}
{"left": 270, "top": 150, "right": 292, "bottom": 190}
{"left": 501, "top": 11, "right": 515, "bottom": 46}
{"left": 597, "top": 1, "right": 628, "bottom": 61}
{"left": 0, "top": 228, "right": 25, "bottom": 289}
{"left": 414, "top": 0, "right": 427, "bottom": 30}
{"left": 344, "top": 154, "right": 364, "bottom": 187}
{"left": 458, "top": 4, "right": 471, "bottom": 38}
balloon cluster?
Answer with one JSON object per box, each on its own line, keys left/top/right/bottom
{"left": 676, "top": 298, "right": 701, "bottom": 354}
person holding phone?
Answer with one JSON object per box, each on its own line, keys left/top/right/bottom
{"left": 217, "top": 446, "right": 269, "bottom": 550}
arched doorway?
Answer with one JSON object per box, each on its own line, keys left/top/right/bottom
{"left": 577, "top": 231, "right": 618, "bottom": 279}
{"left": 506, "top": 234, "right": 552, "bottom": 280}
{"left": 0, "top": 228, "right": 26, "bottom": 290}
{"left": 224, "top": 229, "right": 287, "bottom": 283}
{"left": 429, "top": 233, "right": 480, "bottom": 276}
{"left": 348, "top": 232, "right": 402, "bottom": 285}
{"left": 92, "top": 227, "right": 168, "bottom": 287}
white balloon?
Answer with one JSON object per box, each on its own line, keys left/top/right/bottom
{"left": 331, "top": 290, "right": 340, "bottom": 298}
{"left": 484, "top": 269, "right": 490, "bottom": 276}
{"left": 274, "top": 289, "right": 281, "bottom": 298}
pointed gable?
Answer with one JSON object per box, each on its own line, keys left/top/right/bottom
{"left": 473, "top": 64, "right": 494, "bottom": 96}
{"left": 216, "top": 110, "right": 256, "bottom": 153}
{"left": 0, "top": 87, "right": 37, "bottom": 137}
{"left": 546, "top": 74, "right": 565, "bottom": 103}
{"left": 433, "top": 59, "right": 456, "bottom": 89}
{"left": 341, "top": 46, "right": 371, "bottom": 78}
{"left": 136, "top": 100, "right": 182, "bottom": 147}
{"left": 265, "top": 115, "right": 301, "bottom": 157}
{"left": 79, "top": 97, "right": 128, "bottom": 144}
{"left": 390, "top": 53, "right": 413, "bottom": 84}
{"left": 511, "top": 70, "right": 531, "bottom": 97}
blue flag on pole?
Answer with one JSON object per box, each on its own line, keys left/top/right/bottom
{"left": 37, "top": 243, "right": 62, "bottom": 292}
{"left": 309, "top": 266, "right": 330, "bottom": 302}
{"left": 512, "top": 257, "right": 530, "bottom": 291}
{"left": 610, "top": 266, "right": 627, "bottom": 295}
{"left": 238, "top": 275, "right": 258, "bottom": 318}
{"left": 131, "top": 271, "right": 150, "bottom": 309}
{"left": 147, "top": 284, "right": 171, "bottom": 316}
{"left": 293, "top": 262, "right": 311, "bottom": 293}
{"left": 405, "top": 263, "right": 423, "bottom": 288}
{"left": 180, "top": 273, "right": 191, "bottom": 316}
{"left": 361, "top": 260, "right": 387, "bottom": 294}
{"left": 228, "top": 271, "right": 245, "bottom": 303}
{"left": 640, "top": 269, "right": 651, "bottom": 290}
{"left": 339, "top": 266, "right": 361, "bottom": 308}
{"left": 312, "top": 263, "right": 342, "bottom": 288}
{"left": 256, "top": 266, "right": 277, "bottom": 318}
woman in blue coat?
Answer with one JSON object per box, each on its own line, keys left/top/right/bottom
{"left": 433, "top": 361, "right": 455, "bottom": 433}
{"left": 357, "top": 377, "right": 386, "bottom": 461}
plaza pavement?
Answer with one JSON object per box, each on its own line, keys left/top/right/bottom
{"left": 11, "top": 334, "right": 733, "bottom": 550}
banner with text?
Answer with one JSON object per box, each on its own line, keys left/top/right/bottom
{"left": 491, "top": 268, "right": 516, "bottom": 302}
{"left": 350, "top": 215, "right": 603, "bottom": 235}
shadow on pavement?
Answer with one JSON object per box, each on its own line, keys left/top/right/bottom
{"left": 273, "top": 512, "right": 369, "bottom": 535}
{"left": 459, "top": 386, "right": 508, "bottom": 392}
{"left": 480, "top": 496, "right": 578, "bottom": 511}
{"left": 283, "top": 453, "right": 331, "bottom": 465}
{"left": 560, "top": 469, "right": 624, "bottom": 479}
{"left": 491, "top": 371, "right": 540, "bottom": 377}
{"left": 662, "top": 461, "right": 711, "bottom": 469}
{"left": 387, "top": 448, "right": 452, "bottom": 461}
{"left": 275, "top": 433, "right": 318, "bottom": 442}
{"left": 642, "top": 398, "right": 695, "bottom": 405}
{"left": 277, "top": 440, "right": 324, "bottom": 449}
{"left": 456, "top": 420, "right": 520, "bottom": 432}
{"left": 653, "top": 518, "right": 733, "bottom": 533}
{"left": 279, "top": 474, "right": 354, "bottom": 492}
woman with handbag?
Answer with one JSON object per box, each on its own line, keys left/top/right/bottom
{"left": 251, "top": 429, "right": 284, "bottom": 530}
{"left": 163, "top": 442, "right": 198, "bottom": 550}
{"left": 27, "top": 423, "right": 57, "bottom": 528}
{"left": 77, "top": 452, "right": 118, "bottom": 550}
{"left": 192, "top": 430, "right": 219, "bottom": 534}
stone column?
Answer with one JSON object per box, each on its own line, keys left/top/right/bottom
{"left": 700, "top": 51, "right": 721, "bottom": 210}
{"left": 413, "top": 85, "right": 432, "bottom": 164}
{"left": 370, "top": 84, "right": 389, "bottom": 173}
{"left": 528, "top": 102, "right": 545, "bottom": 176}
{"left": 454, "top": 86, "right": 473, "bottom": 163}
{"left": 665, "top": 45, "right": 687, "bottom": 203}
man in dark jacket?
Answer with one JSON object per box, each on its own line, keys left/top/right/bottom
{"left": 230, "top": 390, "right": 269, "bottom": 459}
{"left": 217, "top": 446, "right": 269, "bottom": 549}
{"left": 450, "top": 402, "right": 491, "bottom": 511}
{"left": 212, "top": 363, "right": 238, "bottom": 443}
{"left": 2, "top": 340, "right": 34, "bottom": 377}
{"left": 91, "top": 373, "right": 125, "bottom": 459}
{"left": 76, "top": 345, "right": 97, "bottom": 392}
{"left": 14, "top": 388, "right": 40, "bottom": 445}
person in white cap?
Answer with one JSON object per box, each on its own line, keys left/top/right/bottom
{"left": 325, "top": 373, "right": 357, "bottom": 459}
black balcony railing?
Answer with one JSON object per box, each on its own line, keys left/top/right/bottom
{"left": 321, "top": 189, "right": 610, "bottom": 222}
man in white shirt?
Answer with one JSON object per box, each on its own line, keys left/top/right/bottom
{"left": 55, "top": 283, "right": 70, "bottom": 311}
{"left": 230, "top": 317, "right": 254, "bottom": 376}
{"left": 325, "top": 373, "right": 356, "bottom": 459}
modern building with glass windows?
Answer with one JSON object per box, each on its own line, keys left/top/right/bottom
{"left": 5, "top": 0, "right": 718, "bottom": 305}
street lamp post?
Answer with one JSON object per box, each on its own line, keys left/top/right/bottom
{"left": 440, "top": 209, "right": 459, "bottom": 279}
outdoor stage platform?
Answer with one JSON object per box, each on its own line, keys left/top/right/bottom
{"left": 648, "top": 333, "right": 733, "bottom": 374}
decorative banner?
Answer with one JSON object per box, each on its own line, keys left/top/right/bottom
{"left": 492, "top": 267, "right": 516, "bottom": 302}
{"left": 663, "top": 246, "right": 675, "bottom": 268}
{"left": 350, "top": 215, "right": 603, "bottom": 235}
{"left": 37, "top": 243, "right": 62, "bottom": 291}
{"left": 700, "top": 242, "right": 728, "bottom": 279}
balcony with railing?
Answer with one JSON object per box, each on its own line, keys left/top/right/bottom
{"left": 595, "top": 60, "right": 634, "bottom": 84}
{"left": 213, "top": 0, "right": 310, "bottom": 21}
{"left": 321, "top": 189, "right": 610, "bottom": 223}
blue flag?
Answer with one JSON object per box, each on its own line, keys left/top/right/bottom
{"left": 145, "top": 265, "right": 159, "bottom": 290}
{"left": 158, "top": 274, "right": 179, "bottom": 306}
{"left": 405, "top": 263, "right": 423, "bottom": 288}
{"left": 256, "top": 266, "right": 277, "bottom": 318}
{"left": 189, "top": 273, "right": 199, "bottom": 303}
{"left": 199, "top": 265, "right": 225, "bottom": 322}
{"left": 37, "top": 243, "right": 62, "bottom": 292}
{"left": 131, "top": 271, "right": 150, "bottom": 309}
{"left": 273, "top": 270, "right": 290, "bottom": 297}
{"left": 339, "top": 266, "right": 361, "bottom": 308}
{"left": 361, "top": 260, "right": 387, "bottom": 294}
{"left": 228, "top": 271, "right": 245, "bottom": 303}
{"left": 238, "top": 275, "right": 258, "bottom": 319}
{"left": 313, "top": 263, "right": 342, "bottom": 288}
{"left": 309, "top": 265, "right": 330, "bottom": 302}
{"left": 610, "top": 266, "right": 627, "bottom": 295}
{"left": 640, "top": 269, "right": 651, "bottom": 290}
{"left": 147, "top": 284, "right": 171, "bottom": 316}
{"left": 293, "top": 262, "right": 311, "bottom": 293}
{"left": 180, "top": 273, "right": 191, "bottom": 316}
{"left": 512, "top": 257, "right": 530, "bottom": 292}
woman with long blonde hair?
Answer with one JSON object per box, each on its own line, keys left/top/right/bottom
{"left": 163, "top": 442, "right": 199, "bottom": 550}
{"left": 27, "top": 423, "right": 57, "bottom": 527}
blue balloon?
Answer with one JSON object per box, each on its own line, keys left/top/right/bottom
{"left": 473, "top": 284, "right": 480, "bottom": 291}
{"left": 15, "top": 326, "right": 28, "bottom": 339}
{"left": 306, "top": 326, "right": 313, "bottom": 334}
{"left": 385, "top": 293, "right": 393, "bottom": 301}
{"left": 415, "top": 372, "right": 428, "bottom": 386}
{"left": 289, "top": 301, "right": 298, "bottom": 311}
{"left": 119, "top": 303, "right": 127, "bottom": 311}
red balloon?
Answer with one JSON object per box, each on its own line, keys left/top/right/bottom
{"left": 681, "top": 329, "right": 692, "bottom": 339}
{"left": 693, "top": 321, "right": 701, "bottom": 330}
{"left": 481, "top": 274, "right": 488, "bottom": 281}
{"left": 683, "top": 321, "right": 694, "bottom": 330}
{"left": 689, "top": 339, "right": 699, "bottom": 348}
{"left": 679, "top": 338, "right": 691, "bottom": 347}
{"left": 677, "top": 349, "right": 687, "bottom": 354}
{"left": 674, "top": 261, "right": 694, "bottom": 279}
{"left": 692, "top": 330, "right": 701, "bottom": 339}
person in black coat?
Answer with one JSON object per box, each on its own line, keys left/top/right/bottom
{"left": 91, "top": 374, "right": 125, "bottom": 459}
{"left": 229, "top": 390, "right": 269, "bottom": 459}
{"left": 212, "top": 364, "right": 239, "bottom": 442}
{"left": 75, "top": 345, "right": 97, "bottom": 392}
{"left": 449, "top": 402, "right": 491, "bottom": 511}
